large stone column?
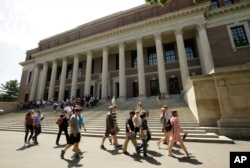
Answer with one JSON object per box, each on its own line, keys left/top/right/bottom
{"left": 154, "top": 33, "right": 168, "bottom": 96}
{"left": 197, "top": 22, "right": 214, "bottom": 74}
{"left": 48, "top": 60, "right": 57, "bottom": 100}
{"left": 101, "top": 46, "right": 108, "bottom": 99}
{"left": 71, "top": 54, "right": 79, "bottom": 98}
{"left": 84, "top": 51, "right": 92, "bottom": 96}
{"left": 29, "top": 64, "right": 40, "bottom": 101}
{"left": 119, "top": 42, "right": 126, "bottom": 100}
{"left": 58, "top": 57, "right": 67, "bottom": 101}
{"left": 175, "top": 28, "right": 189, "bottom": 87}
{"left": 38, "top": 62, "right": 48, "bottom": 100}
{"left": 136, "top": 38, "right": 146, "bottom": 98}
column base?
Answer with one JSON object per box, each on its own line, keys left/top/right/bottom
{"left": 117, "top": 96, "right": 126, "bottom": 102}
{"left": 137, "top": 95, "right": 147, "bottom": 101}
{"left": 217, "top": 118, "right": 250, "bottom": 127}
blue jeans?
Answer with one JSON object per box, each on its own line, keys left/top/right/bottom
{"left": 138, "top": 139, "right": 147, "bottom": 155}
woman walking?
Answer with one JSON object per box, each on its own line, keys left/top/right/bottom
{"left": 56, "top": 110, "right": 69, "bottom": 145}
{"left": 24, "top": 110, "right": 35, "bottom": 146}
{"left": 168, "top": 110, "right": 190, "bottom": 157}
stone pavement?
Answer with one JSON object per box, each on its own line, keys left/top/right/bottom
{"left": 0, "top": 130, "right": 249, "bottom": 168}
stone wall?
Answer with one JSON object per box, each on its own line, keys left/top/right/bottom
{"left": 184, "top": 67, "right": 250, "bottom": 139}
{"left": 0, "top": 102, "right": 18, "bottom": 113}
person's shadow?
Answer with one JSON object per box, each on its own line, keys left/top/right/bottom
{"left": 63, "top": 157, "right": 83, "bottom": 168}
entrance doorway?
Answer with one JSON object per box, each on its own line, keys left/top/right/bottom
{"left": 169, "top": 77, "right": 180, "bottom": 94}
{"left": 150, "top": 80, "right": 159, "bottom": 96}
{"left": 133, "top": 82, "right": 139, "bottom": 97}
{"left": 115, "top": 82, "right": 119, "bottom": 98}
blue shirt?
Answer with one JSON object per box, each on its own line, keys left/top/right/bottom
{"left": 34, "top": 114, "right": 43, "bottom": 125}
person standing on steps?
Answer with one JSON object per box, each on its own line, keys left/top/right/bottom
{"left": 56, "top": 110, "right": 69, "bottom": 145}
{"left": 168, "top": 110, "right": 190, "bottom": 157}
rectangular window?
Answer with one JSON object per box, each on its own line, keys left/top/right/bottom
{"left": 211, "top": 0, "right": 219, "bottom": 9}
{"left": 131, "top": 50, "right": 137, "bottom": 68}
{"left": 224, "top": 0, "right": 233, "bottom": 6}
{"left": 67, "top": 64, "right": 73, "bottom": 79}
{"left": 47, "top": 68, "right": 52, "bottom": 81}
{"left": 147, "top": 47, "right": 157, "bottom": 65}
{"left": 230, "top": 26, "right": 249, "bottom": 47}
{"left": 57, "top": 67, "right": 62, "bottom": 80}
{"left": 184, "top": 39, "right": 197, "bottom": 60}
{"left": 227, "top": 22, "right": 250, "bottom": 51}
{"left": 91, "top": 60, "right": 94, "bottom": 74}
{"left": 78, "top": 62, "right": 83, "bottom": 77}
{"left": 28, "top": 71, "right": 33, "bottom": 83}
{"left": 164, "top": 43, "right": 176, "bottom": 63}
{"left": 116, "top": 54, "right": 119, "bottom": 70}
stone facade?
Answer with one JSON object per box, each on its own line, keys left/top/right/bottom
{"left": 18, "top": 1, "right": 250, "bottom": 138}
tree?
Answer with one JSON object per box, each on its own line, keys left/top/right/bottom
{"left": 145, "top": 0, "right": 204, "bottom": 6}
{"left": 0, "top": 80, "right": 19, "bottom": 102}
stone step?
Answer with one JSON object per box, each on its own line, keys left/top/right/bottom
{"left": 0, "top": 94, "right": 234, "bottom": 144}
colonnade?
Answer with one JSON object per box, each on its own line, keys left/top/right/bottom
{"left": 29, "top": 25, "right": 214, "bottom": 101}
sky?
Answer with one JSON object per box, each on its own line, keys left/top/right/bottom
{"left": 0, "top": 0, "right": 145, "bottom": 85}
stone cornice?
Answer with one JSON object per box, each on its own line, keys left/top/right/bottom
{"left": 32, "top": 2, "right": 210, "bottom": 58}
{"left": 206, "top": 1, "right": 250, "bottom": 18}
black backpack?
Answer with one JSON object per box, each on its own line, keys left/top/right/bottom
{"left": 165, "top": 117, "right": 172, "bottom": 131}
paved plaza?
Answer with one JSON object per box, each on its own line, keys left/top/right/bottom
{"left": 0, "top": 131, "right": 250, "bottom": 168}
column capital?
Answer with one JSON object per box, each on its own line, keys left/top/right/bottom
{"left": 154, "top": 33, "right": 162, "bottom": 41}
{"left": 196, "top": 22, "right": 207, "bottom": 31}
{"left": 174, "top": 28, "right": 183, "bottom": 36}
{"left": 119, "top": 41, "right": 124, "bottom": 47}
{"left": 136, "top": 37, "right": 143, "bottom": 44}
{"left": 103, "top": 46, "right": 108, "bottom": 52}
{"left": 87, "top": 50, "right": 92, "bottom": 55}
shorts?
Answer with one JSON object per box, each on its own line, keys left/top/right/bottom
{"left": 68, "top": 133, "right": 81, "bottom": 144}
{"left": 104, "top": 128, "right": 116, "bottom": 137}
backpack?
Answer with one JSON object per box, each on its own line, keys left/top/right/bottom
{"left": 165, "top": 117, "right": 172, "bottom": 131}
{"left": 56, "top": 117, "right": 63, "bottom": 125}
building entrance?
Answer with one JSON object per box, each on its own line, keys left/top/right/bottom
{"left": 169, "top": 77, "right": 180, "bottom": 94}
{"left": 150, "top": 80, "right": 159, "bottom": 96}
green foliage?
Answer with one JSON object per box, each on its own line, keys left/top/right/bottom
{"left": 0, "top": 80, "right": 19, "bottom": 102}
{"left": 145, "top": 0, "right": 168, "bottom": 6}
{"left": 193, "top": 0, "right": 204, "bottom": 4}
{"left": 145, "top": 0, "right": 204, "bottom": 6}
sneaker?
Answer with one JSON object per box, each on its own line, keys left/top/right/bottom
{"left": 123, "top": 151, "right": 129, "bottom": 155}
{"left": 143, "top": 154, "right": 148, "bottom": 157}
{"left": 56, "top": 142, "right": 60, "bottom": 145}
{"left": 100, "top": 145, "right": 106, "bottom": 150}
{"left": 60, "top": 150, "right": 65, "bottom": 159}
{"left": 168, "top": 153, "right": 174, "bottom": 157}
{"left": 75, "top": 153, "right": 82, "bottom": 159}
{"left": 115, "top": 144, "right": 122, "bottom": 149}
{"left": 136, "top": 146, "right": 141, "bottom": 154}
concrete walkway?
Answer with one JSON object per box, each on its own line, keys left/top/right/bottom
{"left": 0, "top": 131, "right": 249, "bottom": 168}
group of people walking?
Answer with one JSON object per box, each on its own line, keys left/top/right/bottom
{"left": 24, "top": 99, "right": 191, "bottom": 159}
{"left": 24, "top": 109, "right": 44, "bottom": 146}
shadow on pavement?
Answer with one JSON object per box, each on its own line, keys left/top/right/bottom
{"left": 63, "top": 158, "right": 83, "bottom": 168}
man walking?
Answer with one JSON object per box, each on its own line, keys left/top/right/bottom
{"left": 100, "top": 106, "right": 122, "bottom": 150}
{"left": 60, "top": 109, "right": 82, "bottom": 159}
{"left": 33, "top": 109, "right": 44, "bottom": 145}
{"left": 123, "top": 111, "right": 139, "bottom": 155}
